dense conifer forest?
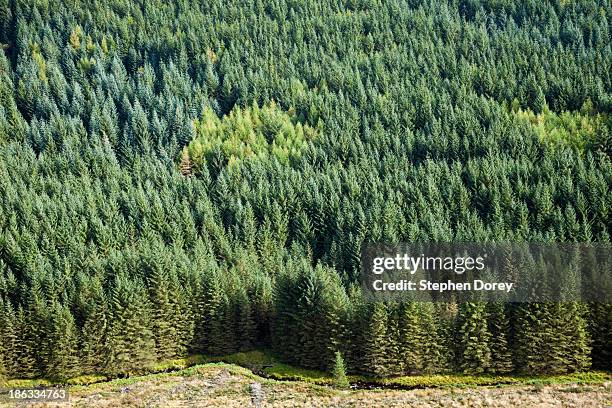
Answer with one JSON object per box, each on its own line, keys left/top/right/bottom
{"left": 0, "top": 0, "right": 610, "bottom": 381}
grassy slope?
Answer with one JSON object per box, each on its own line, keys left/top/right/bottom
{"left": 0, "top": 351, "right": 612, "bottom": 407}
{"left": 1, "top": 362, "right": 610, "bottom": 408}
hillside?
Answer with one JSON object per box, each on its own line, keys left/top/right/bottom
{"left": 0, "top": 0, "right": 610, "bottom": 390}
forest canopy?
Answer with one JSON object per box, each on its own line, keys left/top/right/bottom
{"left": 0, "top": 0, "right": 610, "bottom": 382}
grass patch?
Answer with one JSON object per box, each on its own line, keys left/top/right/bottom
{"left": 2, "top": 350, "right": 610, "bottom": 392}
{"left": 150, "top": 354, "right": 208, "bottom": 373}
{"left": 65, "top": 374, "right": 108, "bottom": 386}
{"left": 205, "top": 350, "right": 275, "bottom": 368}
{"left": 365, "top": 371, "right": 611, "bottom": 389}
{"left": 0, "top": 378, "right": 55, "bottom": 389}
{"left": 262, "top": 361, "right": 332, "bottom": 384}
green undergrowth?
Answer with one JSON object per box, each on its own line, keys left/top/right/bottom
{"left": 363, "top": 371, "right": 611, "bottom": 389}
{"left": 1, "top": 350, "right": 610, "bottom": 391}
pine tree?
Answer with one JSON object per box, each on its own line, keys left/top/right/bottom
{"left": 81, "top": 298, "right": 109, "bottom": 374}
{"left": 234, "top": 285, "right": 255, "bottom": 352}
{"left": 332, "top": 351, "right": 349, "bottom": 388}
{"left": 362, "top": 302, "right": 389, "bottom": 377}
{"left": 456, "top": 302, "right": 491, "bottom": 374}
{"left": 13, "top": 307, "right": 39, "bottom": 379}
{"left": 589, "top": 303, "right": 612, "bottom": 369}
{"left": 486, "top": 302, "right": 513, "bottom": 374}
{"left": 45, "top": 303, "right": 80, "bottom": 380}
{"left": 398, "top": 302, "right": 425, "bottom": 374}
{"left": 107, "top": 275, "right": 157, "bottom": 376}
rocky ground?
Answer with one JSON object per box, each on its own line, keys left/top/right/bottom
{"left": 1, "top": 364, "right": 610, "bottom": 408}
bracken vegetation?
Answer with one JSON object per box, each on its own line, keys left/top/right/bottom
{"left": 0, "top": 0, "right": 610, "bottom": 382}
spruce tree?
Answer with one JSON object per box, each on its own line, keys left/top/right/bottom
{"left": 0, "top": 302, "right": 18, "bottom": 378}
{"left": 14, "top": 307, "right": 39, "bottom": 379}
{"left": 555, "top": 302, "right": 591, "bottom": 373}
{"left": 344, "top": 286, "right": 368, "bottom": 374}
{"left": 420, "top": 303, "right": 450, "bottom": 374}
{"left": 81, "top": 298, "right": 109, "bottom": 374}
{"left": 385, "top": 302, "right": 404, "bottom": 376}
{"left": 169, "top": 280, "right": 192, "bottom": 358}
{"left": 234, "top": 285, "right": 255, "bottom": 352}
{"left": 107, "top": 275, "right": 157, "bottom": 376}
{"left": 145, "top": 252, "right": 180, "bottom": 361}
{"left": 456, "top": 302, "right": 491, "bottom": 374}
{"left": 513, "top": 303, "right": 549, "bottom": 374}
{"left": 362, "top": 302, "right": 389, "bottom": 377}
{"left": 0, "top": 0, "right": 610, "bottom": 382}
{"left": 332, "top": 351, "right": 349, "bottom": 388}
{"left": 45, "top": 303, "right": 80, "bottom": 380}
{"left": 398, "top": 302, "right": 425, "bottom": 374}
{"left": 486, "top": 302, "right": 513, "bottom": 374}
{"left": 207, "top": 290, "right": 232, "bottom": 356}
{"left": 0, "top": 301, "right": 6, "bottom": 380}
{"left": 589, "top": 303, "right": 612, "bottom": 369}
{"left": 191, "top": 262, "right": 222, "bottom": 353}
{"left": 0, "top": 346, "right": 4, "bottom": 382}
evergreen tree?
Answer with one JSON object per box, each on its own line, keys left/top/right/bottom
{"left": 486, "top": 302, "right": 513, "bottom": 374}
{"left": 589, "top": 303, "right": 612, "bottom": 369}
{"left": 397, "top": 302, "right": 426, "bottom": 374}
{"left": 513, "top": 303, "right": 550, "bottom": 374}
{"left": 385, "top": 302, "right": 404, "bottom": 376}
{"left": 0, "top": 301, "right": 6, "bottom": 380}
{"left": 144, "top": 249, "right": 181, "bottom": 360}
{"left": 45, "top": 303, "right": 80, "bottom": 380}
{"left": 107, "top": 275, "right": 156, "bottom": 376}
{"left": 81, "top": 297, "right": 109, "bottom": 374}
{"left": 192, "top": 265, "right": 223, "bottom": 354}
{"left": 234, "top": 285, "right": 256, "bottom": 352}
{"left": 332, "top": 351, "right": 349, "bottom": 388}
{"left": 0, "top": 302, "right": 18, "bottom": 378}
{"left": 272, "top": 261, "right": 347, "bottom": 370}
{"left": 362, "top": 302, "right": 389, "bottom": 377}
{"left": 456, "top": 302, "right": 491, "bottom": 374}
{"left": 13, "top": 307, "right": 39, "bottom": 379}
{"left": 555, "top": 302, "right": 591, "bottom": 373}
